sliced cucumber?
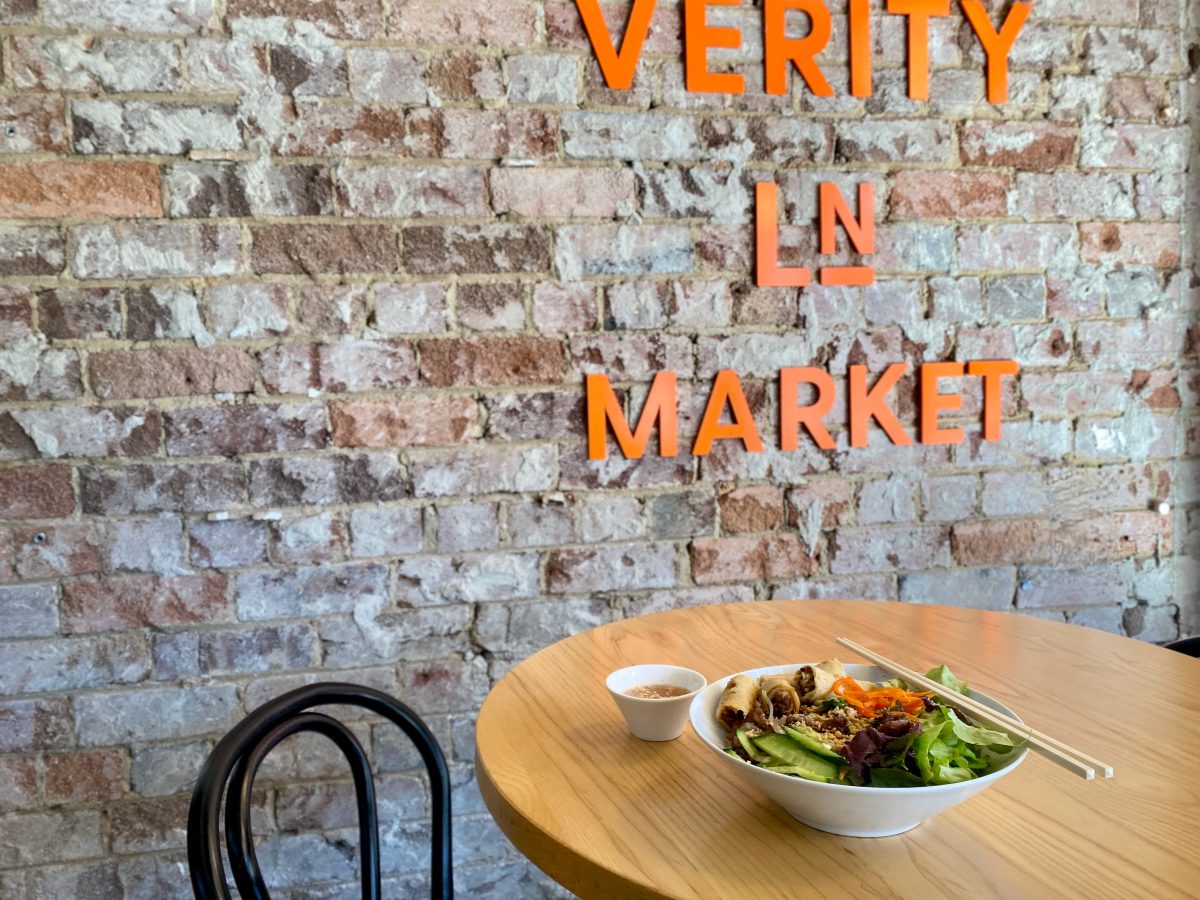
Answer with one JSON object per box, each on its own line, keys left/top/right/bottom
{"left": 736, "top": 726, "right": 768, "bottom": 762}
{"left": 781, "top": 725, "right": 843, "bottom": 762}
{"left": 752, "top": 734, "right": 840, "bottom": 782}
{"left": 760, "top": 764, "right": 833, "bottom": 784}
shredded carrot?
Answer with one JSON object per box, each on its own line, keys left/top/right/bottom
{"left": 831, "top": 676, "right": 931, "bottom": 719}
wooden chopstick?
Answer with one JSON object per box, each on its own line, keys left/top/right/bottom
{"left": 837, "top": 637, "right": 1114, "bottom": 781}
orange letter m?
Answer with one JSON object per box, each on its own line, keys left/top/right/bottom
{"left": 586, "top": 372, "right": 679, "bottom": 460}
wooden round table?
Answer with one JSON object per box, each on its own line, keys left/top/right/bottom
{"left": 475, "top": 600, "right": 1199, "bottom": 899}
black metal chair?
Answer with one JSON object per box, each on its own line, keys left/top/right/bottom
{"left": 187, "top": 682, "right": 452, "bottom": 899}
{"left": 1165, "top": 636, "right": 1200, "bottom": 657}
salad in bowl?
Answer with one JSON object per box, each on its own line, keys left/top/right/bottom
{"left": 718, "top": 659, "right": 1018, "bottom": 788}
{"left": 690, "top": 659, "right": 1027, "bottom": 836}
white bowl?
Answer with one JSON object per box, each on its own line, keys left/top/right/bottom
{"left": 689, "top": 663, "right": 1028, "bottom": 837}
{"left": 607, "top": 664, "right": 707, "bottom": 741}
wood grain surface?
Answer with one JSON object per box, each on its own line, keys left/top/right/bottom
{"left": 475, "top": 600, "right": 1200, "bottom": 899}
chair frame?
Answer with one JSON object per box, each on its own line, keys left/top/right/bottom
{"left": 187, "top": 682, "right": 453, "bottom": 899}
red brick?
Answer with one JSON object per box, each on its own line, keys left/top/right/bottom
{"left": 958, "top": 121, "right": 1077, "bottom": 168}
{"left": 251, "top": 225, "right": 400, "bottom": 275}
{"left": 419, "top": 338, "right": 563, "bottom": 387}
{"left": 330, "top": 396, "right": 480, "bottom": 447}
{"left": 718, "top": 486, "right": 785, "bottom": 533}
{"left": 690, "top": 534, "right": 817, "bottom": 584}
{"left": 0, "top": 466, "right": 74, "bottom": 519}
{"left": 44, "top": 750, "right": 127, "bottom": 805}
{"left": 403, "top": 225, "right": 550, "bottom": 275}
{"left": 425, "top": 51, "right": 502, "bottom": 102}
{"left": 62, "top": 573, "right": 232, "bottom": 634}
{"left": 787, "top": 481, "right": 854, "bottom": 528}
{"left": 952, "top": 519, "right": 1053, "bottom": 566}
{"left": 89, "top": 347, "right": 257, "bottom": 400}
{"left": 1080, "top": 223, "right": 1181, "bottom": 268}
{"left": 0, "top": 163, "right": 160, "bottom": 219}
{"left": 890, "top": 171, "right": 1009, "bottom": 219}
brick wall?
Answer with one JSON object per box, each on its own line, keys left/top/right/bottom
{"left": 0, "top": 0, "right": 1195, "bottom": 895}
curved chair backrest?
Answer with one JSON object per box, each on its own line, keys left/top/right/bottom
{"left": 1165, "top": 636, "right": 1200, "bottom": 657}
{"left": 187, "top": 682, "right": 453, "bottom": 899}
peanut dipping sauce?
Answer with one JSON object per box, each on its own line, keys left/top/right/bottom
{"left": 625, "top": 683, "right": 691, "bottom": 699}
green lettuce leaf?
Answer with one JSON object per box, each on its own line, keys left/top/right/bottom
{"left": 925, "top": 664, "right": 969, "bottom": 694}
{"left": 946, "top": 709, "right": 1014, "bottom": 748}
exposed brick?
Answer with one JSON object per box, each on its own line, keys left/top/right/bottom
{"left": 8, "top": 407, "right": 161, "bottom": 459}
{"left": 71, "top": 223, "right": 240, "bottom": 279}
{"left": 407, "top": 109, "right": 558, "bottom": 160}
{"left": 73, "top": 101, "right": 242, "bottom": 154}
{"left": 580, "top": 495, "right": 644, "bottom": 543}
{"left": 0, "top": 634, "right": 150, "bottom": 694}
{"left": 555, "top": 224, "right": 694, "bottom": 278}
{"left": 483, "top": 391, "right": 584, "bottom": 442}
{"left": 0, "top": 96, "right": 70, "bottom": 153}
{"left": 899, "top": 568, "right": 1015, "bottom": 611}
{"left": 0, "top": 163, "right": 160, "bottom": 219}
{"left": 958, "top": 121, "right": 1077, "bottom": 168}
{"left": 44, "top": 750, "right": 127, "bottom": 805}
{"left": 506, "top": 52, "right": 579, "bottom": 105}
{"left": 507, "top": 499, "right": 574, "bottom": 547}
{"left": 199, "top": 623, "right": 318, "bottom": 675}
{"left": 419, "top": 338, "right": 563, "bottom": 387}
{"left": 252, "top": 224, "right": 400, "bottom": 275}
{"left": 40, "top": 0, "right": 213, "bottom": 34}
{"left": 262, "top": 340, "right": 417, "bottom": 395}
{"left": 374, "top": 283, "right": 447, "bottom": 335}
{"left": 167, "top": 162, "right": 333, "bottom": 218}
{"left": 394, "top": 554, "right": 539, "bottom": 605}
{"left": 719, "top": 486, "right": 784, "bottom": 533}
{"left": 547, "top": 543, "right": 677, "bottom": 593}
{"left": 37, "top": 288, "right": 121, "bottom": 339}
{"left": 0, "top": 698, "right": 73, "bottom": 753}
{"left": 958, "top": 224, "right": 1077, "bottom": 271}
{"left": 0, "top": 584, "right": 59, "bottom": 639}
{"left": 349, "top": 507, "right": 423, "bottom": 558}
{"left": 691, "top": 534, "right": 816, "bottom": 584}
{"left": 349, "top": 48, "right": 427, "bottom": 103}
{"left": 11, "top": 36, "right": 180, "bottom": 92}
{"left": 63, "top": 573, "right": 231, "bottom": 633}
{"left": 276, "top": 105, "right": 407, "bottom": 156}
{"left": 410, "top": 445, "right": 557, "bottom": 497}
{"left": 331, "top": 396, "right": 479, "bottom": 448}
{"left": 564, "top": 111, "right": 699, "bottom": 161}
{"left": 437, "top": 502, "right": 500, "bottom": 552}
{"left": 14, "top": 523, "right": 103, "bottom": 579}
{"left": 571, "top": 334, "right": 694, "bottom": 380}
{"left": 831, "top": 525, "right": 952, "bottom": 574}
{"left": 388, "top": 0, "right": 537, "bottom": 45}
{"left": 248, "top": 454, "right": 406, "bottom": 507}
{"left": 189, "top": 518, "right": 268, "bottom": 568}
{"left": 0, "top": 810, "right": 103, "bottom": 867}
{"left": 337, "top": 166, "right": 488, "bottom": 218}
{"left": 268, "top": 512, "right": 345, "bottom": 566}
{"left": 531, "top": 282, "right": 597, "bottom": 334}
{"left": 0, "top": 756, "right": 38, "bottom": 814}
{"left": 404, "top": 225, "right": 550, "bottom": 275}
{"left": 0, "top": 226, "right": 65, "bottom": 276}
{"left": 1080, "top": 223, "right": 1181, "bottom": 268}
{"left": 457, "top": 283, "right": 525, "bottom": 332}
{"left": 74, "top": 684, "right": 238, "bottom": 746}
{"left": 426, "top": 51, "right": 503, "bottom": 103}
{"left": 89, "top": 348, "right": 256, "bottom": 400}
{"left": 890, "top": 171, "right": 1008, "bottom": 220}
{"left": 81, "top": 463, "right": 246, "bottom": 514}
{"left": 236, "top": 562, "right": 388, "bottom": 620}
{"left": 165, "top": 404, "right": 327, "bottom": 457}
{"left": 492, "top": 168, "right": 635, "bottom": 219}
{"left": 0, "top": 466, "right": 75, "bottom": 519}
{"left": 1014, "top": 173, "right": 1135, "bottom": 220}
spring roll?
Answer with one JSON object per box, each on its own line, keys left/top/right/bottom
{"left": 716, "top": 674, "right": 759, "bottom": 728}
{"left": 802, "top": 658, "right": 846, "bottom": 702}
{"left": 760, "top": 675, "right": 801, "bottom": 717}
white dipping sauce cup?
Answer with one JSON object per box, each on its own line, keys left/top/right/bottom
{"left": 606, "top": 664, "right": 707, "bottom": 741}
